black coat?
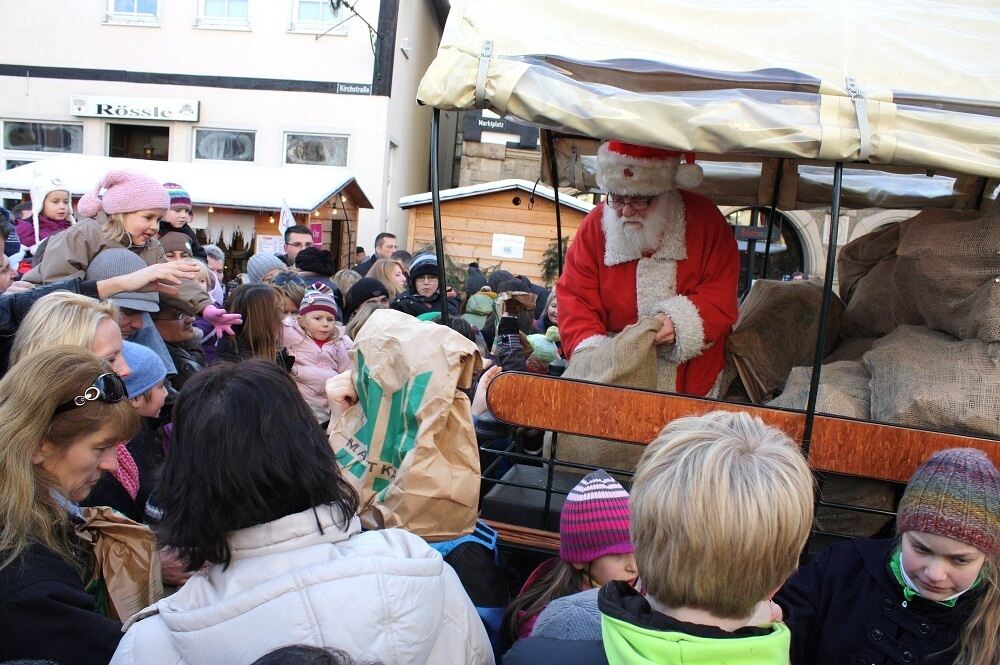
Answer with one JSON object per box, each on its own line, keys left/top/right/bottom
{"left": 390, "top": 291, "right": 459, "bottom": 319}
{"left": 775, "top": 538, "right": 980, "bottom": 665}
{"left": 354, "top": 254, "right": 376, "bottom": 277}
{"left": 0, "top": 542, "right": 122, "bottom": 665}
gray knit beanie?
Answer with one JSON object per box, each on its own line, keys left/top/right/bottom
{"left": 247, "top": 253, "right": 287, "bottom": 284}
{"left": 86, "top": 248, "right": 159, "bottom": 312}
{"left": 531, "top": 588, "right": 603, "bottom": 640}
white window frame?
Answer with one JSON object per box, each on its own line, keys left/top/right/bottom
{"left": 195, "top": 0, "right": 251, "bottom": 30}
{"left": 192, "top": 127, "right": 257, "bottom": 162}
{"left": 104, "top": 0, "right": 161, "bottom": 26}
{"left": 2, "top": 120, "right": 85, "bottom": 155}
{"left": 288, "top": 0, "right": 348, "bottom": 35}
{"left": 283, "top": 131, "right": 350, "bottom": 168}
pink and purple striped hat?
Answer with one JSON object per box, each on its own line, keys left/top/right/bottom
{"left": 897, "top": 448, "right": 999, "bottom": 556}
{"left": 559, "top": 469, "right": 633, "bottom": 564}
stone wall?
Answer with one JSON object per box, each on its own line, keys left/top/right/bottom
{"left": 459, "top": 142, "right": 542, "bottom": 186}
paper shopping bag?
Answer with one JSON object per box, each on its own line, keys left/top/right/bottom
{"left": 77, "top": 506, "right": 163, "bottom": 622}
{"left": 329, "top": 309, "right": 482, "bottom": 540}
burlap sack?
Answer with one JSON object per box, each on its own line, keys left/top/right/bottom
{"left": 328, "top": 309, "right": 482, "bottom": 540}
{"left": 766, "top": 363, "right": 894, "bottom": 537}
{"left": 726, "top": 279, "right": 844, "bottom": 404}
{"left": 77, "top": 507, "right": 163, "bottom": 622}
{"left": 894, "top": 207, "right": 1000, "bottom": 343}
{"left": 837, "top": 222, "right": 900, "bottom": 303}
{"left": 545, "top": 317, "right": 661, "bottom": 473}
{"left": 822, "top": 337, "right": 876, "bottom": 364}
{"left": 766, "top": 360, "right": 871, "bottom": 420}
{"left": 841, "top": 256, "right": 904, "bottom": 339}
{"left": 863, "top": 325, "right": 1000, "bottom": 438}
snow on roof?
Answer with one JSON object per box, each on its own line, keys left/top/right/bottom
{"left": 398, "top": 178, "right": 594, "bottom": 213}
{"left": 0, "top": 154, "right": 372, "bottom": 212}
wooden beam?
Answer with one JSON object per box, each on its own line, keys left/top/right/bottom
{"left": 486, "top": 372, "right": 1000, "bottom": 484}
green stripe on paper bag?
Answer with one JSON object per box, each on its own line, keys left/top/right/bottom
{"left": 376, "top": 371, "right": 432, "bottom": 501}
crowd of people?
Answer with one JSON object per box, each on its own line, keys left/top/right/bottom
{"left": 0, "top": 145, "right": 996, "bottom": 665}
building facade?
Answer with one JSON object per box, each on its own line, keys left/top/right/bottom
{"left": 0, "top": 0, "right": 444, "bottom": 252}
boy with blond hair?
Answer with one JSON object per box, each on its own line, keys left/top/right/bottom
{"left": 504, "top": 410, "right": 814, "bottom": 664}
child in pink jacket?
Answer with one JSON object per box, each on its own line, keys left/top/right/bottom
{"left": 283, "top": 287, "right": 353, "bottom": 422}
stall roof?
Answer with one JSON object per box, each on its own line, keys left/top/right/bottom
{"left": 399, "top": 178, "right": 594, "bottom": 213}
{"left": 417, "top": 0, "right": 1000, "bottom": 181}
{"left": 0, "top": 155, "right": 373, "bottom": 212}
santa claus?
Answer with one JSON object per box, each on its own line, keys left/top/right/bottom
{"left": 557, "top": 141, "right": 739, "bottom": 397}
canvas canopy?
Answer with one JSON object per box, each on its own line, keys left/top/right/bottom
{"left": 417, "top": 0, "right": 1000, "bottom": 208}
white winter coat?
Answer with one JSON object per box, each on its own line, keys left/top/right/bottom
{"left": 110, "top": 505, "right": 494, "bottom": 665}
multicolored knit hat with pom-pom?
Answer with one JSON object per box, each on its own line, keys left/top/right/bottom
{"left": 897, "top": 448, "right": 999, "bottom": 556}
{"left": 559, "top": 469, "right": 633, "bottom": 564}
{"left": 163, "top": 182, "right": 192, "bottom": 210}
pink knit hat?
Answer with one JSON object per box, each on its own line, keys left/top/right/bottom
{"left": 559, "top": 469, "right": 633, "bottom": 564}
{"left": 77, "top": 170, "right": 169, "bottom": 218}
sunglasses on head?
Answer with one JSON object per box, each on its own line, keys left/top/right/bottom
{"left": 270, "top": 272, "right": 307, "bottom": 287}
{"left": 54, "top": 373, "right": 128, "bottom": 414}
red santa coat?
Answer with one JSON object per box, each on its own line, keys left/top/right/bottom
{"left": 557, "top": 189, "right": 739, "bottom": 397}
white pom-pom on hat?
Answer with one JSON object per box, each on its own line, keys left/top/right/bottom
{"left": 675, "top": 152, "right": 704, "bottom": 189}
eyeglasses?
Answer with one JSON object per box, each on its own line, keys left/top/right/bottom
{"left": 54, "top": 373, "right": 128, "bottom": 414}
{"left": 606, "top": 194, "right": 654, "bottom": 211}
{"left": 154, "top": 311, "right": 189, "bottom": 321}
{"left": 269, "top": 272, "right": 307, "bottom": 287}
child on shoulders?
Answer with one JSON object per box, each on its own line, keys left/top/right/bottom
{"left": 284, "top": 286, "right": 353, "bottom": 422}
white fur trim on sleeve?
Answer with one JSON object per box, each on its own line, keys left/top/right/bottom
{"left": 656, "top": 295, "right": 705, "bottom": 364}
{"left": 574, "top": 334, "right": 611, "bottom": 353}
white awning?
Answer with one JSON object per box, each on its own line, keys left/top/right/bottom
{"left": 417, "top": 0, "right": 1000, "bottom": 180}
{"left": 0, "top": 155, "right": 373, "bottom": 212}
{"left": 399, "top": 178, "right": 594, "bottom": 213}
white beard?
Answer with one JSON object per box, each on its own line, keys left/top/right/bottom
{"left": 601, "top": 192, "right": 673, "bottom": 265}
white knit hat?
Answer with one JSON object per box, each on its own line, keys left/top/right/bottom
{"left": 29, "top": 171, "right": 75, "bottom": 247}
{"left": 596, "top": 140, "right": 703, "bottom": 197}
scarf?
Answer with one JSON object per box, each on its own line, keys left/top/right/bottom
{"left": 112, "top": 442, "right": 140, "bottom": 500}
{"left": 888, "top": 547, "right": 983, "bottom": 607}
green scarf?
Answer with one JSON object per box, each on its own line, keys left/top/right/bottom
{"left": 888, "top": 547, "right": 983, "bottom": 608}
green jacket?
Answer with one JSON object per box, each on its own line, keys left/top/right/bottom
{"left": 600, "top": 582, "right": 791, "bottom": 665}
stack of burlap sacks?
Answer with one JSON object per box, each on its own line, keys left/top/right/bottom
{"left": 727, "top": 206, "right": 1000, "bottom": 535}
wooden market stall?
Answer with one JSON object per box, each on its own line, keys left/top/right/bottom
{"left": 399, "top": 179, "right": 592, "bottom": 285}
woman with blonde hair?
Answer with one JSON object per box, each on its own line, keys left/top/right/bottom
{"left": 23, "top": 169, "right": 240, "bottom": 338}
{"left": 10, "top": 291, "right": 131, "bottom": 377}
{"left": 344, "top": 299, "right": 388, "bottom": 340}
{"left": 368, "top": 258, "right": 408, "bottom": 299}
{"left": 333, "top": 269, "right": 362, "bottom": 298}
{"left": 0, "top": 346, "right": 140, "bottom": 665}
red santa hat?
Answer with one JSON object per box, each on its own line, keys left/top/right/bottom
{"left": 596, "top": 141, "right": 703, "bottom": 196}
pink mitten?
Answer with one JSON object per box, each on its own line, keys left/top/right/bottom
{"left": 203, "top": 304, "right": 243, "bottom": 337}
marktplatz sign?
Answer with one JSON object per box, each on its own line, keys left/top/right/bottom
{"left": 70, "top": 96, "right": 200, "bottom": 121}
